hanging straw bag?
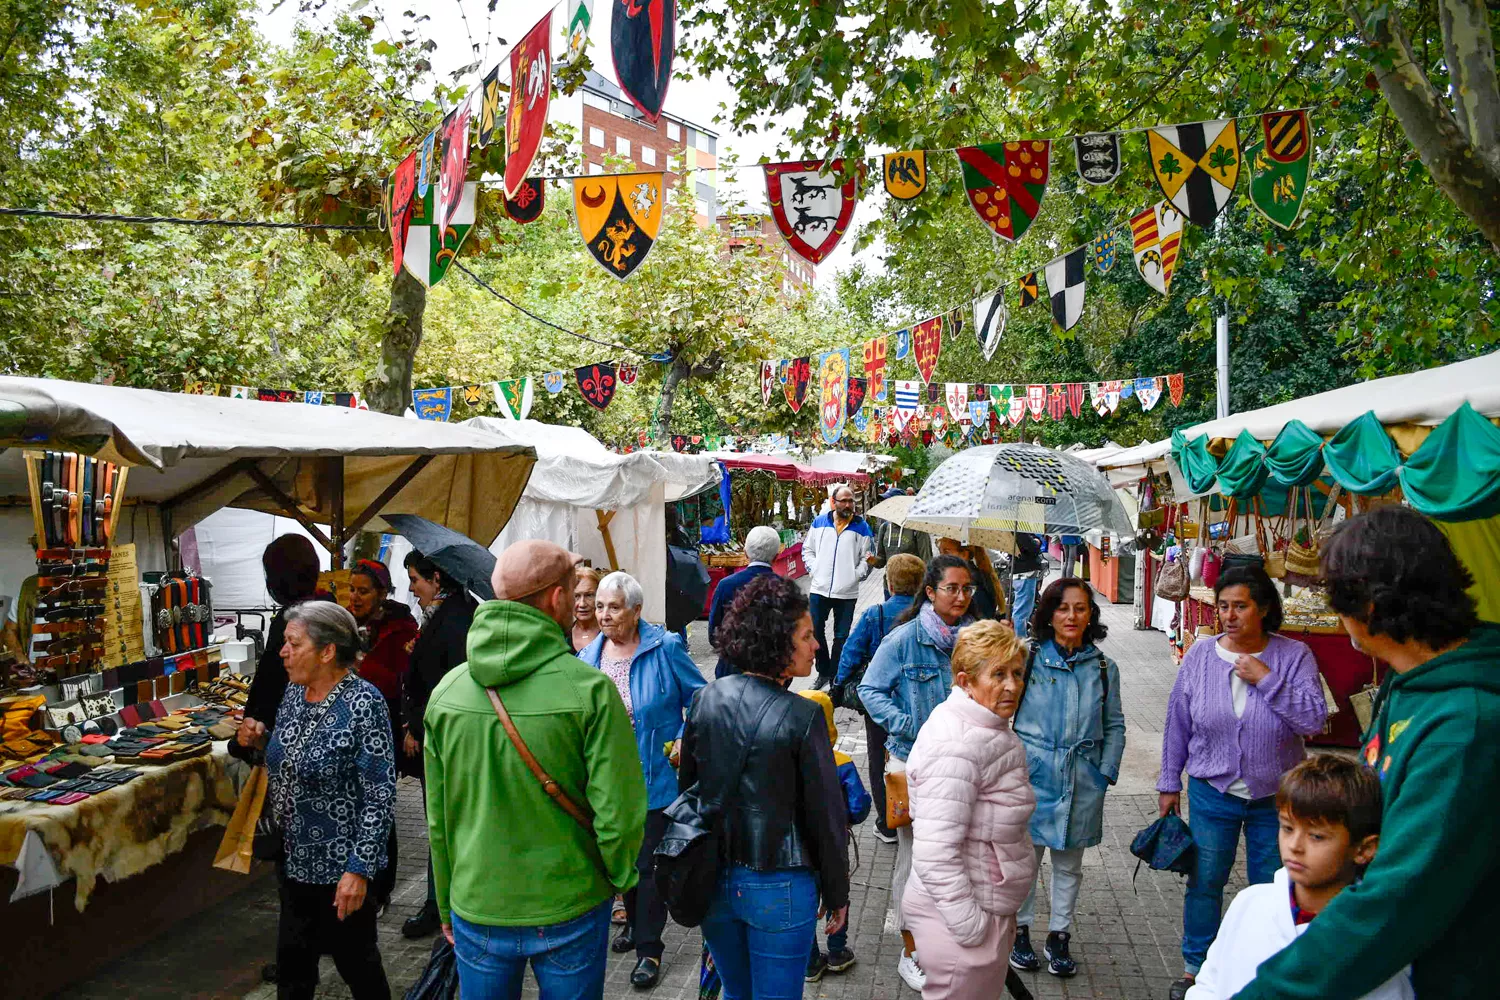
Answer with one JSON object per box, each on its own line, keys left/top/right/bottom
{"left": 1348, "top": 655, "right": 1383, "bottom": 735}
{"left": 1284, "top": 488, "right": 1325, "bottom": 581}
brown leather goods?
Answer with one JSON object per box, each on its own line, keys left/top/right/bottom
{"left": 884, "top": 768, "right": 911, "bottom": 829}
{"left": 485, "top": 687, "right": 594, "bottom": 832}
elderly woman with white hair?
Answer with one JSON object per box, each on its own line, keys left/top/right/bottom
{"left": 578, "top": 570, "right": 707, "bottom": 987}
{"left": 244, "top": 600, "right": 397, "bottom": 1000}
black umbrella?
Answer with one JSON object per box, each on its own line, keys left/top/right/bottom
{"left": 383, "top": 514, "right": 496, "bottom": 602}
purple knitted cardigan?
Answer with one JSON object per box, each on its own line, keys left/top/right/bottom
{"left": 1158, "top": 633, "right": 1328, "bottom": 800}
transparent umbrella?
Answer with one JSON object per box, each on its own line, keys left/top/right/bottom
{"left": 908, "top": 444, "right": 1133, "bottom": 547}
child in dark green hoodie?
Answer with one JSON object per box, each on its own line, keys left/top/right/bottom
{"left": 1231, "top": 506, "right": 1500, "bottom": 1000}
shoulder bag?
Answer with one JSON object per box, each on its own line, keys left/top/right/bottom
{"left": 653, "top": 694, "right": 780, "bottom": 927}
{"left": 486, "top": 687, "right": 594, "bottom": 832}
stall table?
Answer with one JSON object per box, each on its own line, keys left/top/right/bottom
{"left": 1184, "top": 588, "right": 1382, "bottom": 748}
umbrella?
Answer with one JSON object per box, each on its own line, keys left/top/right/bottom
{"left": 383, "top": 513, "right": 496, "bottom": 602}
{"left": 908, "top": 444, "right": 1132, "bottom": 547}
{"left": 866, "top": 493, "right": 914, "bottom": 524}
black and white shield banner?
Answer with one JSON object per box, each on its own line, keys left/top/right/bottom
{"left": 1073, "top": 132, "right": 1122, "bottom": 186}
{"left": 1045, "top": 248, "right": 1086, "bottom": 331}
{"left": 972, "top": 291, "right": 1008, "bottom": 361}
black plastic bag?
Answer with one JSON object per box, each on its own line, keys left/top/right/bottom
{"left": 403, "top": 935, "right": 459, "bottom": 1000}
{"left": 1129, "top": 812, "right": 1197, "bottom": 883}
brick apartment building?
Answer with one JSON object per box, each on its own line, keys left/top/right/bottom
{"left": 717, "top": 214, "right": 814, "bottom": 293}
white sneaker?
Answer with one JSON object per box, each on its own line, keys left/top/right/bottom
{"left": 898, "top": 953, "right": 927, "bottom": 992}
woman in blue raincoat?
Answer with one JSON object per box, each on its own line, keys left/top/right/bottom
{"left": 1008, "top": 578, "right": 1125, "bottom": 980}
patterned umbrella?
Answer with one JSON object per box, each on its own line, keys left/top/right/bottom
{"left": 908, "top": 444, "right": 1132, "bottom": 546}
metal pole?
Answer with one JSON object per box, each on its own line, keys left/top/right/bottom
{"left": 1215, "top": 308, "right": 1231, "bottom": 419}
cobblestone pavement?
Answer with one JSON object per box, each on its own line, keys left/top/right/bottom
{"left": 59, "top": 571, "right": 1251, "bottom": 1000}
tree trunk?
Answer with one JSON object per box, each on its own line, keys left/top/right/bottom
{"left": 1352, "top": 1, "right": 1500, "bottom": 251}
{"left": 655, "top": 357, "right": 689, "bottom": 444}
{"left": 365, "top": 268, "right": 426, "bottom": 415}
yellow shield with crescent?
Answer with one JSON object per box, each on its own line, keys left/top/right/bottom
{"left": 883, "top": 150, "right": 927, "bottom": 201}
{"left": 573, "top": 173, "right": 664, "bottom": 280}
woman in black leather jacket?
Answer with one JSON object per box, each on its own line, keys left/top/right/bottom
{"left": 680, "top": 573, "right": 850, "bottom": 1000}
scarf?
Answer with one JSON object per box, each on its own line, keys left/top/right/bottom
{"left": 919, "top": 603, "right": 973, "bottom": 653}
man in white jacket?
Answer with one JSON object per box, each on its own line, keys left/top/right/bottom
{"left": 1186, "top": 756, "right": 1412, "bottom": 1000}
{"left": 802, "top": 484, "right": 875, "bottom": 690}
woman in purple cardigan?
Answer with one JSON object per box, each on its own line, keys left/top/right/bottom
{"left": 1157, "top": 564, "right": 1328, "bottom": 1000}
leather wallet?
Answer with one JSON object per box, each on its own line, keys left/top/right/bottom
{"left": 169, "top": 672, "right": 187, "bottom": 695}
{"left": 150, "top": 700, "right": 166, "bottom": 719}
{"left": 78, "top": 780, "right": 116, "bottom": 794}
{"left": 99, "top": 769, "right": 141, "bottom": 783}
{"left": 119, "top": 705, "right": 141, "bottom": 728}
{"left": 102, "top": 668, "right": 120, "bottom": 690}
{"left": 135, "top": 680, "right": 152, "bottom": 704}
{"left": 52, "top": 791, "right": 90, "bottom": 805}
{"left": 26, "top": 788, "right": 65, "bottom": 801}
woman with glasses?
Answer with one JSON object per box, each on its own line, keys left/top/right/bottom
{"left": 859, "top": 554, "right": 977, "bottom": 994}
{"left": 1008, "top": 578, "right": 1126, "bottom": 982}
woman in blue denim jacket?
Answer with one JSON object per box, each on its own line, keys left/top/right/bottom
{"left": 578, "top": 571, "right": 706, "bottom": 988}
{"left": 1008, "top": 578, "right": 1126, "bottom": 982}
{"left": 858, "top": 554, "right": 976, "bottom": 993}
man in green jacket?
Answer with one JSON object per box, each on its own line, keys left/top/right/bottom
{"left": 1231, "top": 507, "right": 1500, "bottom": 1000}
{"left": 423, "top": 539, "right": 646, "bottom": 999}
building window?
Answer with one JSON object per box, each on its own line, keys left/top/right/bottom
{"left": 667, "top": 121, "right": 681, "bottom": 141}
{"left": 616, "top": 136, "right": 631, "bottom": 156}
{"left": 588, "top": 126, "right": 605, "bottom": 147}
{"left": 697, "top": 131, "right": 715, "bottom": 154}
{"left": 583, "top": 92, "right": 612, "bottom": 111}
{"left": 696, "top": 197, "right": 710, "bottom": 216}
{"left": 641, "top": 146, "right": 656, "bottom": 165}
{"left": 588, "top": 161, "right": 605, "bottom": 175}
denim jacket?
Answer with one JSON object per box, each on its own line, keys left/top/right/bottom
{"left": 857, "top": 617, "right": 953, "bottom": 760}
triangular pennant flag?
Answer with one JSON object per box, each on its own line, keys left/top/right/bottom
{"left": 1093, "top": 231, "right": 1119, "bottom": 274}
{"left": 1067, "top": 382, "right": 1084, "bottom": 418}
{"left": 926, "top": 382, "right": 943, "bottom": 405}
{"left": 883, "top": 150, "right": 927, "bottom": 200}
{"left": 956, "top": 141, "right": 1050, "bottom": 242}
{"left": 611, "top": 0, "right": 676, "bottom": 122}
{"left": 333, "top": 392, "right": 354, "bottom": 408}
{"left": 973, "top": 290, "right": 1008, "bottom": 361}
{"left": 1168, "top": 372, "right": 1185, "bottom": 407}
{"left": 1008, "top": 392, "right": 1027, "bottom": 426}
{"left": 229, "top": 385, "right": 252, "bottom": 399}
{"left": 305, "top": 390, "right": 325, "bottom": 406}
{"left": 1047, "top": 384, "right": 1067, "bottom": 420}
{"left": 912, "top": 316, "right": 943, "bottom": 383}
{"left": 671, "top": 433, "right": 687, "bottom": 453}
{"left": 1104, "top": 380, "right": 1123, "bottom": 413}
{"left": 846, "top": 376, "right": 867, "bottom": 418}
{"left": 968, "top": 398, "right": 990, "bottom": 428}
{"left": 574, "top": 174, "right": 664, "bottom": 279}
{"left": 1120, "top": 379, "right": 1137, "bottom": 400}
{"left": 1073, "top": 132, "right": 1122, "bottom": 186}
{"left": 1018, "top": 272, "right": 1040, "bottom": 309}
{"left": 618, "top": 363, "right": 638, "bottom": 385}
{"left": 894, "top": 380, "right": 921, "bottom": 429}
{"left": 1090, "top": 381, "right": 1109, "bottom": 416}
{"left": 1131, "top": 201, "right": 1185, "bottom": 296}
{"left": 504, "top": 12, "right": 552, "bottom": 200}
{"left": 462, "top": 385, "right": 484, "bottom": 406}
{"left": 945, "top": 382, "right": 968, "bottom": 422}
{"left": 784, "top": 356, "right": 811, "bottom": 413}
{"left": 543, "top": 371, "right": 567, "bottom": 393}
{"left": 412, "top": 387, "right": 453, "bottom": 421}
{"left": 1248, "top": 110, "right": 1312, "bottom": 230}
{"left": 893, "top": 328, "right": 911, "bottom": 359}
{"left": 760, "top": 361, "right": 775, "bottom": 405}
{"left": 386, "top": 152, "right": 417, "bottom": 276}
{"left": 1136, "top": 377, "right": 1163, "bottom": 411}
{"left": 1026, "top": 384, "right": 1047, "bottom": 419}
{"left": 763, "top": 159, "right": 858, "bottom": 264}
{"left": 576, "top": 363, "right": 618, "bottom": 410}
{"left": 477, "top": 64, "right": 502, "bottom": 148}
{"left": 434, "top": 98, "right": 473, "bottom": 238}
{"left": 1045, "top": 248, "right": 1086, "bottom": 331}
{"left": 494, "top": 378, "right": 534, "bottom": 419}
{"left": 563, "top": 0, "right": 594, "bottom": 66}
{"left": 817, "top": 349, "right": 849, "bottom": 444}
{"left": 862, "top": 337, "right": 887, "bottom": 403}
{"left": 1148, "top": 119, "right": 1241, "bottom": 228}
{"left": 403, "top": 180, "right": 478, "bottom": 288}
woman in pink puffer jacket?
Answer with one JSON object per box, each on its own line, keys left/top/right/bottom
{"left": 905, "top": 620, "right": 1037, "bottom": 999}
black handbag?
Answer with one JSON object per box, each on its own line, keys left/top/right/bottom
{"left": 654, "top": 696, "right": 779, "bottom": 927}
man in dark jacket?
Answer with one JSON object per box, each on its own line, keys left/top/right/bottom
{"left": 706, "top": 526, "right": 782, "bottom": 679}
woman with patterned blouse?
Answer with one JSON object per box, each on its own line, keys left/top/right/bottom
{"left": 259, "top": 600, "right": 397, "bottom": 1000}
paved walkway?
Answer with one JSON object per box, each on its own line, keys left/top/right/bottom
{"left": 57, "top": 572, "right": 1244, "bottom": 1000}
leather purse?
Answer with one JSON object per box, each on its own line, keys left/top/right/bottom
{"left": 884, "top": 767, "right": 911, "bottom": 830}
{"left": 486, "top": 687, "right": 593, "bottom": 832}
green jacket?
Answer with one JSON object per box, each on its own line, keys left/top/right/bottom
{"left": 423, "top": 600, "right": 646, "bottom": 928}
{"left": 1232, "top": 623, "right": 1500, "bottom": 1000}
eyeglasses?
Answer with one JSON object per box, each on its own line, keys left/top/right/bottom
{"left": 935, "top": 584, "right": 978, "bottom": 596}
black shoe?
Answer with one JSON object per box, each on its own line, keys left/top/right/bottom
{"left": 826, "top": 948, "right": 857, "bottom": 974}
{"left": 631, "top": 957, "right": 661, "bottom": 988}
{"left": 1168, "top": 976, "right": 1195, "bottom": 1000}
{"left": 612, "top": 927, "right": 635, "bottom": 954}
{"left": 401, "top": 902, "right": 439, "bottom": 939}
{"left": 1044, "top": 931, "right": 1077, "bottom": 977}
{"left": 1009, "top": 925, "right": 1040, "bottom": 972}
{"left": 812, "top": 675, "right": 831, "bottom": 691}
{"left": 261, "top": 963, "right": 278, "bottom": 984}
{"left": 805, "top": 951, "right": 828, "bottom": 983}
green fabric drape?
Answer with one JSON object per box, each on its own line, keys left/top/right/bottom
{"left": 1323, "top": 411, "right": 1402, "bottom": 496}
{"left": 1172, "top": 428, "right": 1221, "bottom": 495}
{"left": 1216, "top": 430, "right": 1270, "bottom": 498}
{"left": 1263, "top": 420, "right": 1325, "bottom": 487}
{"left": 1401, "top": 403, "right": 1500, "bottom": 521}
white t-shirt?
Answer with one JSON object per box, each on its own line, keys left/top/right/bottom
{"left": 1214, "top": 640, "right": 1254, "bottom": 799}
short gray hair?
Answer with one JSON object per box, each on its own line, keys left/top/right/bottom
{"left": 744, "top": 525, "right": 782, "bottom": 564}
{"left": 832, "top": 483, "right": 855, "bottom": 500}
{"left": 598, "top": 571, "right": 644, "bottom": 611}
{"left": 284, "top": 600, "right": 361, "bottom": 667}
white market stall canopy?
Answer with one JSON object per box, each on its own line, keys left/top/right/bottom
{"left": 806, "top": 450, "right": 899, "bottom": 476}
{"left": 1180, "top": 352, "right": 1500, "bottom": 443}
{"left": 1094, "top": 439, "right": 1173, "bottom": 488}
{"left": 0, "top": 377, "right": 537, "bottom": 562}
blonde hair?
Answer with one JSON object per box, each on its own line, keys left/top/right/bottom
{"left": 574, "top": 566, "right": 604, "bottom": 589}
{"left": 950, "top": 619, "right": 1026, "bottom": 680}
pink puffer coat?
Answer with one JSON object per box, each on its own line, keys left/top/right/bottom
{"left": 906, "top": 685, "right": 1038, "bottom": 946}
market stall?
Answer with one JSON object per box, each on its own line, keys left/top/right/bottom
{"left": 1167, "top": 351, "right": 1500, "bottom": 745}
{"left": 0, "top": 377, "right": 537, "bottom": 985}
{"left": 1086, "top": 439, "right": 1175, "bottom": 620}
{"left": 463, "top": 417, "right": 718, "bottom": 623}
{"left": 692, "top": 453, "right": 872, "bottom": 609}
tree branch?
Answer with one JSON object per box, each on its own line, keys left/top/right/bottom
{"left": 1438, "top": 0, "right": 1500, "bottom": 168}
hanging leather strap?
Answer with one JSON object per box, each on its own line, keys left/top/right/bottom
{"left": 486, "top": 687, "right": 595, "bottom": 833}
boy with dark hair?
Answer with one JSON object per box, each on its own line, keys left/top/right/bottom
{"left": 1189, "top": 755, "right": 1412, "bottom": 999}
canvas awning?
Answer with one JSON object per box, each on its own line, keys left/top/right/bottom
{"left": 0, "top": 377, "right": 537, "bottom": 561}
{"left": 706, "top": 452, "right": 871, "bottom": 486}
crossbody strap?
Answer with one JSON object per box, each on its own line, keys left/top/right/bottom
{"left": 487, "top": 687, "right": 595, "bottom": 832}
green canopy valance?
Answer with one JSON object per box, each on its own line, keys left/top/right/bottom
{"left": 1172, "top": 403, "right": 1500, "bottom": 522}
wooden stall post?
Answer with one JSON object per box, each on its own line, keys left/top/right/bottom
{"left": 595, "top": 509, "right": 620, "bottom": 571}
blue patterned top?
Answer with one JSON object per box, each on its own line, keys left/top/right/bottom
{"left": 267, "top": 673, "right": 395, "bottom": 885}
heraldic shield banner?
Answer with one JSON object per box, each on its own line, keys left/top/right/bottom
{"left": 573, "top": 173, "right": 664, "bottom": 279}
{"left": 818, "top": 349, "right": 848, "bottom": 444}
{"left": 764, "top": 159, "right": 858, "bottom": 265}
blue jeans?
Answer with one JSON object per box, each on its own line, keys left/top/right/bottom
{"left": 702, "top": 866, "right": 819, "bottom": 1000}
{"left": 1182, "top": 776, "right": 1281, "bottom": 974}
{"left": 1013, "top": 576, "right": 1040, "bottom": 638}
{"left": 809, "top": 594, "right": 856, "bottom": 682}
{"left": 451, "top": 900, "right": 612, "bottom": 1000}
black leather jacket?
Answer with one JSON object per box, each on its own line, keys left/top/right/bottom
{"left": 679, "top": 673, "right": 850, "bottom": 910}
